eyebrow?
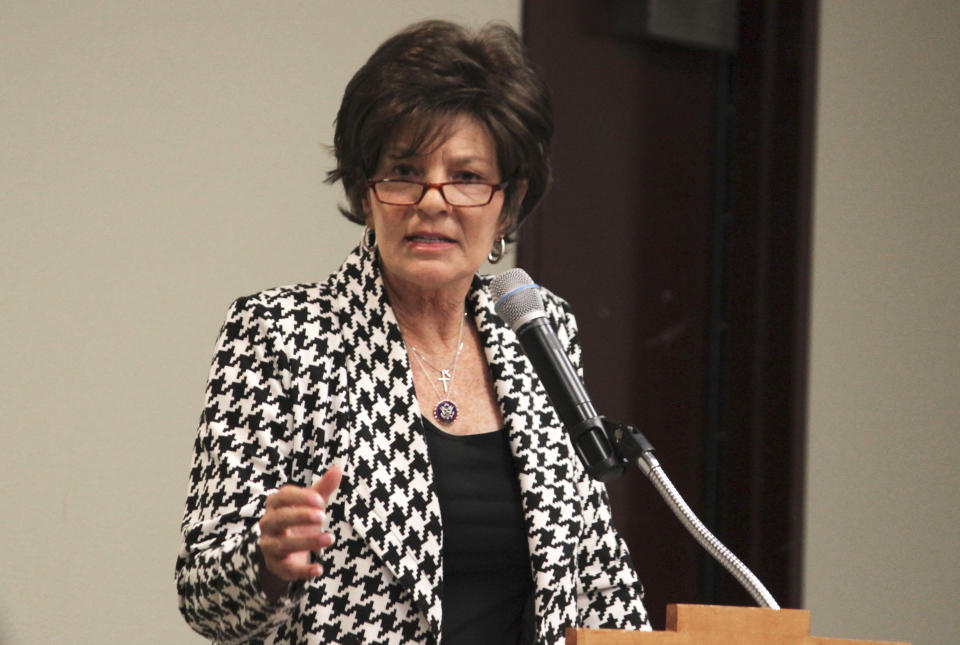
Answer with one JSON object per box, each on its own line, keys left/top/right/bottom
{"left": 383, "top": 150, "right": 493, "bottom": 167}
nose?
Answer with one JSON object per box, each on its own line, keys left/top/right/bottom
{"left": 416, "top": 183, "right": 449, "bottom": 215}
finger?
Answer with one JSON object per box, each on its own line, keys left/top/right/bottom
{"left": 265, "top": 485, "right": 324, "bottom": 511}
{"left": 285, "top": 522, "right": 329, "bottom": 538}
{"left": 272, "top": 561, "right": 324, "bottom": 582}
{"left": 260, "top": 507, "right": 326, "bottom": 536}
{"left": 262, "top": 531, "right": 335, "bottom": 558}
{"left": 311, "top": 465, "right": 343, "bottom": 504}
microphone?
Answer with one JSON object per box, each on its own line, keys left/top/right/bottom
{"left": 491, "top": 270, "right": 782, "bottom": 609}
{"left": 490, "top": 269, "right": 624, "bottom": 481}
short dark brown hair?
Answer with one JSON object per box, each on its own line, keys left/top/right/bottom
{"left": 326, "top": 20, "right": 553, "bottom": 236}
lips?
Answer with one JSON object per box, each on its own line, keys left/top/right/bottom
{"left": 406, "top": 233, "right": 454, "bottom": 243}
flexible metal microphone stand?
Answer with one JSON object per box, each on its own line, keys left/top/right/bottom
{"left": 593, "top": 417, "right": 780, "bottom": 610}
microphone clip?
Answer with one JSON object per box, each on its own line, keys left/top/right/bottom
{"left": 571, "top": 416, "right": 658, "bottom": 483}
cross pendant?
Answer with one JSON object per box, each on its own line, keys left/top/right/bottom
{"left": 438, "top": 369, "right": 452, "bottom": 393}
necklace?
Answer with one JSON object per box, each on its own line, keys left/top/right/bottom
{"left": 406, "top": 313, "right": 466, "bottom": 425}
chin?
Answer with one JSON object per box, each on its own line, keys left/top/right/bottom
{"left": 390, "top": 262, "right": 476, "bottom": 292}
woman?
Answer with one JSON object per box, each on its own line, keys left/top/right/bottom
{"left": 176, "top": 20, "right": 649, "bottom": 644}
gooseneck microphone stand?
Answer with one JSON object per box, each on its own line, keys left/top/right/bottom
{"left": 588, "top": 417, "right": 780, "bottom": 610}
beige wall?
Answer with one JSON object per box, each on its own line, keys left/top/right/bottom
{"left": 5, "top": 2, "right": 959, "bottom": 644}
{"left": 806, "top": 2, "right": 960, "bottom": 644}
{"left": 0, "top": 2, "right": 518, "bottom": 643}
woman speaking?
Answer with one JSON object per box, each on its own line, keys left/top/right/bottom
{"left": 176, "top": 19, "right": 649, "bottom": 644}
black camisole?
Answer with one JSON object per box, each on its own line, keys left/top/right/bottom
{"left": 421, "top": 417, "right": 534, "bottom": 645}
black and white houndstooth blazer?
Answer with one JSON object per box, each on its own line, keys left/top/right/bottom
{"left": 176, "top": 244, "right": 649, "bottom": 644}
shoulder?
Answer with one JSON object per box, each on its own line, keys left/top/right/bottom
{"left": 538, "top": 285, "right": 575, "bottom": 321}
{"left": 473, "top": 271, "right": 575, "bottom": 322}
{"left": 231, "top": 281, "right": 333, "bottom": 318}
{"left": 474, "top": 271, "right": 579, "bottom": 345}
{"left": 222, "top": 280, "right": 341, "bottom": 353}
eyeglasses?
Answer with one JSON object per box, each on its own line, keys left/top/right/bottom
{"left": 367, "top": 179, "right": 505, "bottom": 207}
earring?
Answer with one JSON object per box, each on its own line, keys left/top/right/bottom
{"left": 487, "top": 237, "right": 506, "bottom": 264}
{"left": 362, "top": 226, "right": 376, "bottom": 252}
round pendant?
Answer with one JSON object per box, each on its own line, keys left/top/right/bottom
{"left": 434, "top": 400, "right": 458, "bottom": 424}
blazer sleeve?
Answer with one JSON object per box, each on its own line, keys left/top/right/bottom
{"left": 175, "top": 296, "right": 303, "bottom": 643}
{"left": 548, "top": 296, "right": 651, "bottom": 632}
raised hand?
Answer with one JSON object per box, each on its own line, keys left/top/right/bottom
{"left": 257, "top": 465, "right": 343, "bottom": 600}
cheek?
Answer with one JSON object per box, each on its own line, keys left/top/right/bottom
{"left": 364, "top": 198, "right": 392, "bottom": 231}
{"left": 472, "top": 217, "right": 502, "bottom": 252}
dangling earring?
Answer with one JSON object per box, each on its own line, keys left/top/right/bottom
{"left": 362, "top": 226, "right": 376, "bottom": 252}
{"left": 487, "top": 237, "right": 506, "bottom": 264}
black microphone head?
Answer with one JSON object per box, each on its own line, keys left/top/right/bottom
{"left": 490, "top": 268, "right": 547, "bottom": 331}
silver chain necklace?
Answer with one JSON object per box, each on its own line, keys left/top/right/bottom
{"left": 405, "top": 313, "right": 465, "bottom": 424}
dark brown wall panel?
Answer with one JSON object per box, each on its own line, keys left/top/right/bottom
{"left": 521, "top": 0, "right": 816, "bottom": 625}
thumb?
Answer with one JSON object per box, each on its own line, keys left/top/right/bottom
{"left": 312, "top": 465, "right": 343, "bottom": 505}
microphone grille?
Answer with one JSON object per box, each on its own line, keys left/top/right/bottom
{"left": 490, "top": 268, "right": 546, "bottom": 329}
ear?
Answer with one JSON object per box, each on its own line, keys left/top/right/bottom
{"left": 513, "top": 179, "right": 529, "bottom": 205}
{"left": 508, "top": 179, "right": 528, "bottom": 218}
{"left": 498, "top": 179, "right": 528, "bottom": 235}
{"left": 496, "top": 218, "right": 511, "bottom": 238}
{"left": 361, "top": 194, "right": 372, "bottom": 223}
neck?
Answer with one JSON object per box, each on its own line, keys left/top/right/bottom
{"left": 383, "top": 270, "right": 471, "bottom": 353}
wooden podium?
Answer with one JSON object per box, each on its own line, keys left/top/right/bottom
{"left": 566, "top": 604, "right": 910, "bottom": 645}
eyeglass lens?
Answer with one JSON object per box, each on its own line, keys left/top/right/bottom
{"left": 374, "top": 181, "right": 494, "bottom": 206}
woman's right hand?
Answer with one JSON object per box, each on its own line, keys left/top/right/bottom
{"left": 258, "top": 465, "right": 343, "bottom": 600}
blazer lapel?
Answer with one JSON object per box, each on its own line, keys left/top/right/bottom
{"left": 468, "top": 279, "right": 580, "bottom": 633}
{"left": 332, "top": 247, "right": 444, "bottom": 638}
